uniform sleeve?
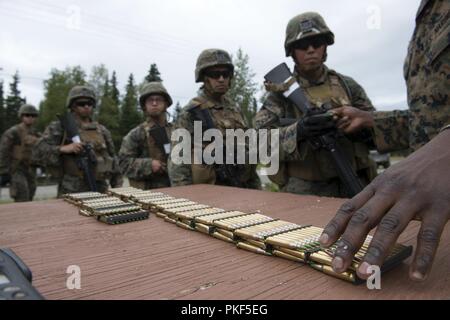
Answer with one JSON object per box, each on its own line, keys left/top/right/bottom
{"left": 168, "top": 108, "right": 194, "bottom": 186}
{"left": 102, "top": 126, "right": 123, "bottom": 188}
{"left": 31, "top": 121, "right": 64, "bottom": 167}
{"left": 0, "top": 128, "right": 17, "bottom": 174}
{"left": 255, "top": 93, "right": 303, "bottom": 162}
{"left": 372, "top": 110, "right": 410, "bottom": 153}
{"left": 118, "top": 126, "right": 154, "bottom": 180}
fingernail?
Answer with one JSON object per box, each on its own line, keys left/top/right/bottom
{"left": 411, "top": 271, "right": 426, "bottom": 281}
{"left": 332, "top": 257, "right": 344, "bottom": 272}
{"left": 319, "top": 233, "right": 329, "bottom": 245}
{"left": 358, "top": 262, "right": 371, "bottom": 276}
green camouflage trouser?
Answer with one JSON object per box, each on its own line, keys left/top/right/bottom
{"left": 10, "top": 169, "right": 37, "bottom": 202}
{"left": 57, "top": 174, "right": 108, "bottom": 198}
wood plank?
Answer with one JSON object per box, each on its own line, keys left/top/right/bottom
{"left": 0, "top": 184, "right": 448, "bottom": 299}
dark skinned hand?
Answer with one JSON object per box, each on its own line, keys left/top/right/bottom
{"left": 319, "top": 129, "right": 450, "bottom": 281}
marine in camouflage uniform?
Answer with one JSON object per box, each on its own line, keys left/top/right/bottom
{"left": 318, "top": 0, "right": 450, "bottom": 281}
{"left": 255, "top": 12, "right": 377, "bottom": 198}
{"left": 0, "top": 104, "right": 41, "bottom": 202}
{"left": 32, "top": 86, "right": 123, "bottom": 197}
{"left": 168, "top": 48, "right": 260, "bottom": 189}
{"left": 371, "top": 0, "right": 449, "bottom": 153}
{"left": 119, "top": 82, "right": 172, "bottom": 190}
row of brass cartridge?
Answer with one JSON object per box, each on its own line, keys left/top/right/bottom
{"left": 64, "top": 187, "right": 413, "bottom": 283}
{"left": 63, "top": 191, "right": 149, "bottom": 224}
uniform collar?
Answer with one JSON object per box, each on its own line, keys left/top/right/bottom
{"left": 295, "top": 64, "right": 329, "bottom": 87}
{"left": 145, "top": 115, "right": 168, "bottom": 128}
{"left": 200, "top": 88, "right": 230, "bottom": 108}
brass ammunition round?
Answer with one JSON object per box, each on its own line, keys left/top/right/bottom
{"left": 272, "top": 250, "right": 304, "bottom": 263}
{"left": 212, "top": 232, "right": 235, "bottom": 244}
{"left": 195, "top": 223, "right": 214, "bottom": 234}
{"left": 176, "top": 221, "right": 195, "bottom": 231}
{"left": 236, "top": 242, "right": 271, "bottom": 256}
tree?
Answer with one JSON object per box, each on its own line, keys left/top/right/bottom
{"left": 110, "top": 71, "right": 121, "bottom": 107}
{"left": 120, "top": 74, "right": 142, "bottom": 136}
{"left": 172, "top": 101, "right": 182, "bottom": 123}
{"left": 98, "top": 78, "right": 121, "bottom": 150}
{"left": 0, "top": 81, "right": 5, "bottom": 135}
{"left": 88, "top": 64, "right": 109, "bottom": 102}
{"left": 4, "top": 72, "right": 26, "bottom": 130}
{"left": 145, "top": 63, "right": 162, "bottom": 83}
{"left": 38, "top": 66, "right": 86, "bottom": 130}
{"left": 227, "top": 48, "right": 259, "bottom": 127}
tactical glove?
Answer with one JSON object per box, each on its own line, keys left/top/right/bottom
{"left": 296, "top": 112, "right": 336, "bottom": 139}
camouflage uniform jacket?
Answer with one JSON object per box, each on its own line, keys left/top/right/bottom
{"left": 119, "top": 118, "right": 172, "bottom": 189}
{"left": 169, "top": 88, "right": 260, "bottom": 189}
{"left": 32, "top": 116, "right": 123, "bottom": 193}
{"left": 373, "top": 0, "right": 450, "bottom": 153}
{"left": 0, "top": 123, "right": 41, "bottom": 175}
{"left": 255, "top": 65, "right": 376, "bottom": 182}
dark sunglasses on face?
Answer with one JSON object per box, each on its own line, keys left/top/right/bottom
{"left": 23, "top": 114, "right": 37, "bottom": 118}
{"left": 292, "top": 37, "right": 327, "bottom": 50}
{"left": 74, "top": 100, "right": 94, "bottom": 108}
{"left": 204, "top": 70, "right": 232, "bottom": 80}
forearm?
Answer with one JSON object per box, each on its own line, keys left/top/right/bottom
{"left": 119, "top": 156, "right": 154, "bottom": 180}
{"left": 372, "top": 110, "right": 410, "bottom": 153}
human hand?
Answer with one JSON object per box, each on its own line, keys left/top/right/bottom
{"left": 59, "top": 143, "right": 84, "bottom": 154}
{"left": 331, "top": 106, "right": 374, "bottom": 134}
{"left": 319, "top": 129, "right": 450, "bottom": 281}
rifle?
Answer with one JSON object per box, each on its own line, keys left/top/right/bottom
{"left": 188, "top": 106, "right": 243, "bottom": 187}
{"left": 264, "top": 63, "right": 364, "bottom": 197}
{"left": 149, "top": 124, "right": 171, "bottom": 159}
{"left": 59, "top": 113, "right": 97, "bottom": 192}
{"left": 0, "top": 248, "right": 44, "bottom": 300}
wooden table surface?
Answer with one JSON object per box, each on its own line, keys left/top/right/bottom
{"left": 0, "top": 185, "right": 449, "bottom": 300}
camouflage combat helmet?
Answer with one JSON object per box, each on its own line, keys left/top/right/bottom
{"left": 139, "top": 81, "right": 173, "bottom": 108}
{"left": 66, "top": 85, "right": 97, "bottom": 108}
{"left": 18, "top": 103, "right": 38, "bottom": 118}
{"left": 284, "top": 12, "right": 335, "bottom": 56}
{"left": 195, "top": 48, "right": 234, "bottom": 83}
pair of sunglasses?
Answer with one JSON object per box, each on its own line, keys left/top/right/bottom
{"left": 292, "top": 36, "right": 327, "bottom": 50}
{"left": 23, "top": 114, "right": 38, "bottom": 118}
{"left": 204, "top": 70, "right": 232, "bottom": 79}
{"left": 74, "top": 100, "right": 94, "bottom": 108}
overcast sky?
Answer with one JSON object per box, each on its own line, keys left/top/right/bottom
{"left": 0, "top": 0, "right": 420, "bottom": 114}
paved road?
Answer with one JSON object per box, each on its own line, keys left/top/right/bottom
{"left": 0, "top": 158, "right": 404, "bottom": 202}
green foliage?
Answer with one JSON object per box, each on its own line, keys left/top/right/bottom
{"left": 110, "top": 71, "right": 121, "bottom": 107}
{"left": 145, "top": 63, "right": 162, "bottom": 82}
{"left": 98, "top": 78, "right": 121, "bottom": 149}
{"left": 88, "top": 64, "right": 109, "bottom": 100}
{"left": 38, "top": 66, "right": 86, "bottom": 131}
{"left": 0, "top": 81, "right": 5, "bottom": 135}
{"left": 172, "top": 101, "right": 182, "bottom": 123}
{"left": 228, "top": 48, "right": 259, "bottom": 127}
{"left": 4, "top": 72, "right": 26, "bottom": 130}
{"left": 120, "top": 74, "right": 142, "bottom": 136}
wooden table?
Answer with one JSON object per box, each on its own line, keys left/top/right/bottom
{"left": 0, "top": 185, "right": 449, "bottom": 299}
